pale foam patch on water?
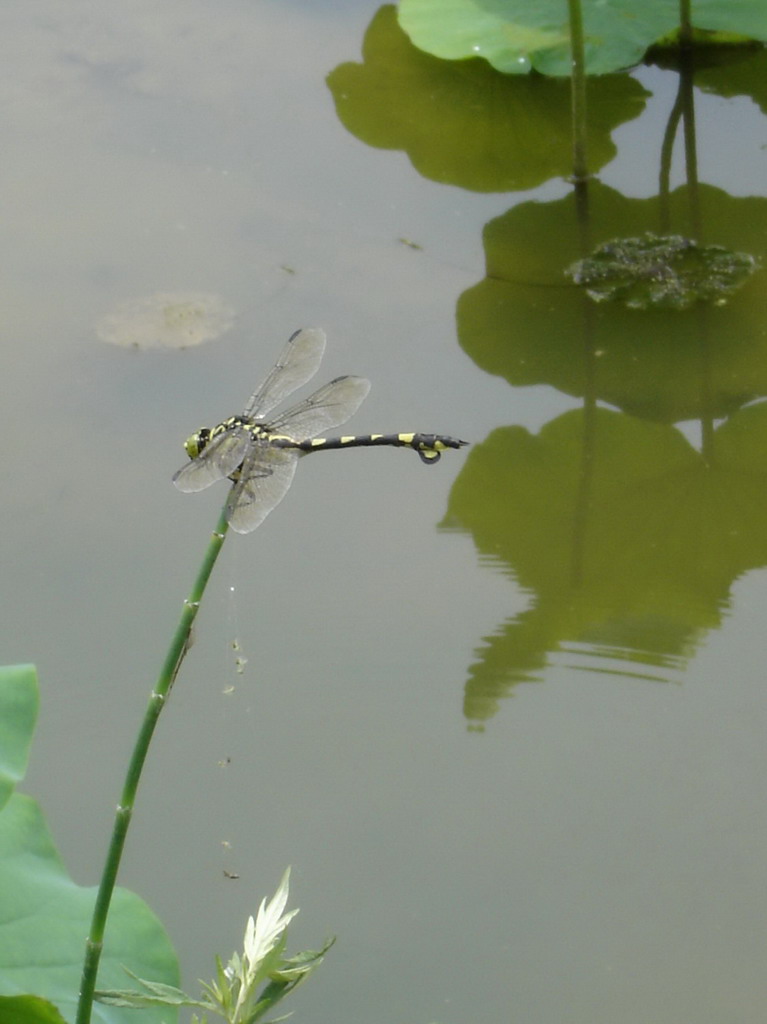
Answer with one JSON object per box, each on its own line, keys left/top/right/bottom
{"left": 96, "top": 290, "right": 234, "bottom": 348}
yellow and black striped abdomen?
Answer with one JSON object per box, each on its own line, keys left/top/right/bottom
{"left": 269, "top": 432, "right": 467, "bottom": 464}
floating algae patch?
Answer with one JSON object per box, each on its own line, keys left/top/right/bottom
{"left": 97, "top": 292, "right": 235, "bottom": 349}
{"left": 567, "top": 234, "right": 759, "bottom": 311}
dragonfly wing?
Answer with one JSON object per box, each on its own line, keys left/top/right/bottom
{"left": 267, "top": 375, "right": 371, "bottom": 441}
{"left": 172, "top": 426, "right": 252, "bottom": 492}
{"left": 241, "top": 328, "right": 326, "bottom": 421}
{"left": 226, "top": 446, "right": 300, "bottom": 533}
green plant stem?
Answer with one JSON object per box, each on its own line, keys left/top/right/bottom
{"left": 76, "top": 504, "right": 231, "bottom": 1024}
{"left": 678, "top": 0, "right": 693, "bottom": 47}
{"left": 567, "top": 0, "right": 588, "bottom": 183}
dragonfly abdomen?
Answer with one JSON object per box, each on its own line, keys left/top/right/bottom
{"left": 269, "top": 432, "right": 468, "bottom": 464}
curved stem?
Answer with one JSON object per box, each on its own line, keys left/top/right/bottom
{"left": 76, "top": 504, "right": 231, "bottom": 1024}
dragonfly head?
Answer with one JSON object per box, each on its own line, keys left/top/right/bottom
{"left": 184, "top": 428, "right": 211, "bottom": 460}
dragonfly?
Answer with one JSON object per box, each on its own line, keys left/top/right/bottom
{"left": 172, "top": 327, "right": 467, "bottom": 534}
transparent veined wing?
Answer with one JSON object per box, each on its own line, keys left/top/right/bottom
{"left": 241, "top": 327, "right": 326, "bottom": 421}
{"left": 172, "top": 425, "right": 252, "bottom": 492}
{"left": 225, "top": 445, "right": 300, "bottom": 533}
{"left": 266, "top": 375, "right": 371, "bottom": 442}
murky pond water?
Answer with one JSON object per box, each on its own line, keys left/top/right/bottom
{"left": 2, "top": 2, "right": 766, "bottom": 1022}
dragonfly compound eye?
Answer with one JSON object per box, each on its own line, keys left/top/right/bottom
{"left": 184, "top": 428, "right": 210, "bottom": 459}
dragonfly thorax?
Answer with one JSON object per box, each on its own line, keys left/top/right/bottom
{"left": 184, "top": 416, "right": 256, "bottom": 459}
